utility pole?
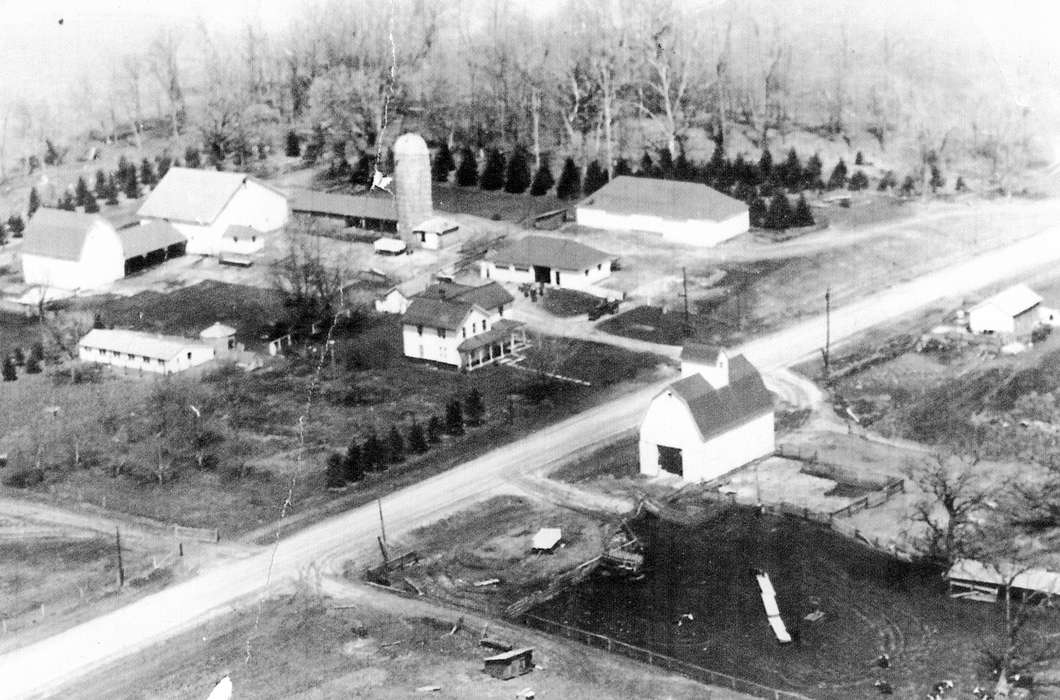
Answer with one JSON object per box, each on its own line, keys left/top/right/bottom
{"left": 823, "top": 287, "right": 832, "bottom": 383}
{"left": 681, "top": 267, "right": 690, "bottom": 336}
{"left": 115, "top": 526, "right": 125, "bottom": 588}
{"left": 377, "top": 498, "right": 387, "bottom": 549}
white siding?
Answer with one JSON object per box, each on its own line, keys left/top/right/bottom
{"left": 221, "top": 233, "right": 265, "bottom": 255}
{"left": 576, "top": 206, "right": 749, "bottom": 248}
{"left": 639, "top": 391, "right": 774, "bottom": 482}
{"left": 21, "top": 220, "right": 125, "bottom": 289}
{"left": 402, "top": 307, "right": 499, "bottom": 367}
{"left": 479, "top": 260, "right": 612, "bottom": 291}
{"left": 968, "top": 305, "right": 1015, "bottom": 334}
{"left": 78, "top": 344, "right": 215, "bottom": 375}
{"left": 375, "top": 290, "right": 410, "bottom": 314}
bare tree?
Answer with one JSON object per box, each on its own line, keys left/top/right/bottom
{"left": 904, "top": 451, "right": 990, "bottom": 565}
{"left": 147, "top": 29, "right": 186, "bottom": 137}
{"left": 270, "top": 217, "right": 350, "bottom": 333}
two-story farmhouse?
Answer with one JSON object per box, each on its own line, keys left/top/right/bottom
{"left": 401, "top": 281, "right": 527, "bottom": 370}
{"left": 138, "top": 167, "right": 288, "bottom": 256}
{"left": 640, "top": 343, "right": 774, "bottom": 482}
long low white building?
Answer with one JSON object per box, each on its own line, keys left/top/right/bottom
{"left": 78, "top": 328, "right": 216, "bottom": 375}
{"left": 480, "top": 235, "right": 613, "bottom": 293}
{"left": 576, "top": 176, "right": 749, "bottom": 247}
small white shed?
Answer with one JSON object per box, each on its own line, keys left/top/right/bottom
{"left": 373, "top": 237, "right": 408, "bottom": 256}
{"left": 968, "top": 284, "right": 1043, "bottom": 336}
{"left": 413, "top": 216, "right": 460, "bottom": 250}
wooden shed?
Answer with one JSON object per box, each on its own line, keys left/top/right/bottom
{"left": 484, "top": 647, "right": 534, "bottom": 680}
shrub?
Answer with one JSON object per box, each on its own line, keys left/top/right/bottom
{"left": 285, "top": 130, "right": 301, "bottom": 157}
{"left": 464, "top": 388, "right": 486, "bottom": 426}
{"left": 432, "top": 142, "right": 455, "bottom": 182}
{"left": 503, "top": 145, "right": 531, "bottom": 194}
{"left": 479, "top": 149, "right": 506, "bottom": 191}
{"left": 556, "top": 157, "right": 581, "bottom": 200}
{"left": 325, "top": 452, "right": 346, "bottom": 489}
{"left": 445, "top": 399, "right": 464, "bottom": 436}
{"left": 408, "top": 421, "right": 428, "bottom": 454}
{"left": 529, "top": 158, "right": 555, "bottom": 196}
{"left": 456, "top": 147, "right": 478, "bottom": 187}
{"left": 826, "top": 158, "right": 848, "bottom": 190}
{"left": 387, "top": 425, "right": 405, "bottom": 463}
{"left": 793, "top": 194, "right": 815, "bottom": 227}
{"left": 583, "top": 160, "right": 608, "bottom": 195}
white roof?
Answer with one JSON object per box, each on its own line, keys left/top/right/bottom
{"left": 373, "top": 237, "right": 407, "bottom": 253}
{"left": 413, "top": 216, "right": 459, "bottom": 235}
{"left": 971, "top": 284, "right": 1043, "bottom": 317}
{"left": 79, "top": 328, "right": 213, "bottom": 361}
{"left": 947, "top": 558, "right": 1060, "bottom": 595}
{"left": 199, "top": 322, "right": 237, "bottom": 339}
{"left": 532, "top": 528, "right": 562, "bottom": 550}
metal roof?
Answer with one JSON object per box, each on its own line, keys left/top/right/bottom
{"left": 418, "top": 281, "right": 513, "bottom": 309}
{"left": 199, "top": 322, "right": 237, "bottom": 339}
{"left": 579, "top": 175, "right": 748, "bottom": 222}
{"left": 78, "top": 328, "right": 213, "bottom": 361}
{"left": 680, "top": 342, "right": 722, "bottom": 364}
{"left": 661, "top": 354, "right": 773, "bottom": 442}
{"left": 137, "top": 167, "right": 280, "bottom": 225}
{"left": 117, "top": 221, "right": 186, "bottom": 259}
{"left": 290, "top": 190, "right": 398, "bottom": 221}
{"left": 970, "top": 284, "right": 1043, "bottom": 318}
{"left": 948, "top": 558, "right": 1060, "bottom": 595}
{"left": 21, "top": 208, "right": 106, "bottom": 261}
{"left": 456, "top": 319, "right": 525, "bottom": 352}
{"left": 489, "top": 235, "right": 611, "bottom": 271}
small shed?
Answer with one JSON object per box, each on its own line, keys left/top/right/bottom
{"left": 968, "top": 284, "right": 1043, "bottom": 337}
{"left": 413, "top": 216, "right": 460, "bottom": 250}
{"left": 199, "top": 322, "right": 238, "bottom": 353}
{"left": 531, "top": 528, "right": 562, "bottom": 553}
{"left": 484, "top": 647, "right": 534, "bottom": 680}
{"left": 373, "top": 237, "right": 408, "bottom": 256}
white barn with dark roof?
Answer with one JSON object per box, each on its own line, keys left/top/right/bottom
{"left": 138, "top": 167, "right": 288, "bottom": 256}
{"left": 577, "top": 176, "right": 749, "bottom": 247}
{"left": 401, "top": 281, "right": 527, "bottom": 369}
{"left": 639, "top": 343, "right": 775, "bottom": 482}
{"left": 480, "top": 235, "right": 613, "bottom": 292}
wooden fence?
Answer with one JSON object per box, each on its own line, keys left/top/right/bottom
{"left": 518, "top": 613, "right": 814, "bottom": 700}
{"left": 504, "top": 556, "right": 601, "bottom": 618}
{"left": 172, "top": 523, "right": 219, "bottom": 543}
{"left": 827, "top": 478, "right": 905, "bottom": 519}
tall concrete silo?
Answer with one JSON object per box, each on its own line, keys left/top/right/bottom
{"left": 393, "top": 132, "right": 432, "bottom": 238}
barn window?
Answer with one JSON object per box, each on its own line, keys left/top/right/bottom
{"left": 584, "top": 270, "right": 589, "bottom": 276}
{"left": 499, "top": 305, "right": 504, "bottom": 316}
{"left": 187, "top": 352, "right": 192, "bottom": 360}
{"left": 472, "top": 322, "right": 477, "bottom": 333}
{"left": 658, "top": 445, "right": 683, "bottom": 476}
{"left": 252, "top": 236, "right": 257, "bottom": 243}
{"left": 597, "top": 263, "right": 602, "bottom": 271}
{"left": 462, "top": 328, "right": 466, "bottom": 338}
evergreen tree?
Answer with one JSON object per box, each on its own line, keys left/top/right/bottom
{"left": 285, "top": 130, "right": 301, "bottom": 157}
{"left": 793, "top": 194, "right": 815, "bottom": 227}
{"left": 325, "top": 453, "right": 346, "bottom": 489}
{"left": 781, "top": 148, "right": 802, "bottom": 190}
{"left": 408, "top": 421, "right": 428, "bottom": 454}
{"left": 387, "top": 425, "right": 405, "bottom": 464}
{"left": 583, "top": 160, "right": 608, "bottom": 195}
{"left": 94, "top": 170, "right": 107, "bottom": 198}
{"left": 350, "top": 152, "right": 373, "bottom": 187}
{"left": 732, "top": 180, "right": 756, "bottom": 205}
{"left": 704, "top": 141, "right": 726, "bottom": 184}
{"left": 184, "top": 146, "right": 201, "bottom": 169}
{"left": 445, "top": 399, "right": 465, "bottom": 436}
{"left": 105, "top": 173, "right": 120, "bottom": 205}
{"left": 12, "top": 347, "right": 24, "bottom": 366}
{"left": 58, "top": 192, "right": 76, "bottom": 211}
{"left": 877, "top": 170, "right": 897, "bottom": 191}
{"left": 674, "top": 152, "right": 694, "bottom": 181}
{"left": 156, "top": 154, "right": 172, "bottom": 181}
{"left": 29, "top": 342, "right": 43, "bottom": 364}
{"left": 74, "top": 176, "right": 90, "bottom": 208}
{"left": 427, "top": 415, "right": 443, "bottom": 443}
{"left": 764, "top": 193, "right": 794, "bottom": 229}
{"left": 503, "top": 146, "right": 531, "bottom": 194}
{"left": 456, "top": 147, "right": 478, "bottom": 187}
{"left": 123, "top": 169, "right": 140, "bottom": 200}
{"left": 479, "top": 149, "right": 505, "bottom": 191}
{"left": 900, "top": 175, "right": 917, "bottom": 196}
{"left": 848, "top": 170, "right": 870, "bottom": 191}
{"left": 855, "top": 150, "right": 865, "bottom": 165}
{"left": 7, "top": 215, "right": 24, "bottom": 237}
{"left": 140, "top": 158, "right": 156, "bottom": 187}
{"left": 758, "top": 149, "right": 773, "bottom": 183}
{"left": 2, "top": 357, "right": 16, "bottom": 382}
{"left": 93, "top": 312, "right": 105, "bottom": 329}
{"left": 27, "top": 187, "right": 40, "bottom": 219}
{"left": 83, "top": 191, "right": 100, "bottom": 214}
{"left": 955, "top": 176, "right": 967, "bottom": 192}
{"left": 464, "top": 388, "right": 486, "bottom": 426}
{"left": 529, "top": 158, "right": 555, "bottom": 196}
{"left": 555, "top": 157, "right": 581, "bottom": 200}
{"left": 657, "top": 148, "right": 674, "bottom": 179}
{"left": 749, "top": 195, "right": 768, "bottom": 228}
{"left": 432, "top": 142, "right": 455, "bottom": 182}
{"left": 25, "top": 355, "right": 41, "bottom": 374}
{"left": 826, "top": 159, "right": 848, "bottom": 190}
{"left": 803, "top": 153, "right": 824, "bottom": 190}
{"left": 362, "top": 430, "right": 384, "bottom": 471}
{"left": 638, "top": 152, "right": 655, "bottom": 177}
{"left": 116, "top": 156, "right": 131, "bottom": 185}
{"left": 929, "top": 165, "right": 946, "bottom": 193}
{"left": 613, "top": 158, "right": 632, "bottom": 177}
{"left": 344, "top": 440, "right": 364, "bottom": 482}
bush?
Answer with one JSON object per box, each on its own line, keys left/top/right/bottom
{"left": 480, "top": 149, "right": 505, "bottom": 191}
{"left": 1031, "top": 325, "right": 1052, "bottom": 344}
{"left": 7, "top": 215, "right": 25, "bottom": 237}
{"left": 848, "top": 170, "right": 870, "bottom": 191}
{"left": 583, "top": 160, "right": 608, "bottom": 195}
{"left": 432, "top": 142, "right": 455, "bottom": 182}
{"left": 456, "top": 147, "right": 478, "bottom": 187}
{"left": 325, "top": 452, "right": 346, "bottom": 489}
{"left": 529, "top": 158, "right": 555, "bottom": 196}
{"left": 503, "top": 146, "right": 531, "bottom": 194}
{"left": 285, "top": 130, "right": 301, "bottom": 158}
{"left": 556, "top": 157, "right": 581, "bottom": 200}
{"left": 3, "top": 467, "right": 44, "bottom": 488}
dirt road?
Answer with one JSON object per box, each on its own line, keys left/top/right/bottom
{"left": 6, "top": 221, "right": 1060, "bottom": 699}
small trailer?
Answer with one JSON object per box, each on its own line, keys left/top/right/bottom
{"left": 484, "top": 647, "right": 534, "bottom": 680}
{"left": 373, "top": 237, "right": 408, "bottom": 256}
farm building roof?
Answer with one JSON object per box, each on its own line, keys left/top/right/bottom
{"left": 117, "top": 221, "right": 186, "bottom": 259}
{"left": 373, "top": 236, "right": 407, "bottom": 253}
{"left": 413, "top": 216, "right": 459, "bottom": 235}
{"left": 970, "top": 284, "right": 1043, "bottom": 318}
{"left": 402, "top": 297, "right": 474, "bottom": 330}
{"left": 663, "top": 354, "right": 773, "bottom": 442}
{"left": 489, "top": 235, "right": 611, "bottom": 271}
{"left": 680, "top": 342, "right": 722, "bottom": 365}
{"left": 21, "top": 208, "right": 108, "bottom": 261}
{"left": 948, "top": 558, "right": 1060, "bottom": 596}
{"left": 418, "top": 281, "right": 513, "bottom": 310}
{"left": 579, "top": 175, "right": 747, "bottom": 223}
{"left": 457, "top": 319, "right": 525, "bottom": 352}
{"left": 222, "top": 225, "right": 264, "bottom": 241}
{"left": 290, "top": 190, "right": 398, "bottom": 222}
{"left": 78, "top": 328, "right": 213, "bottom": 361}
{"left": 199, "top": 322, "right": 237, "bottom": 339}
{"left": 137, "top": 167, "right": 281, "bottom": 225}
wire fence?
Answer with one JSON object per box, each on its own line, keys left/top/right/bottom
{"left": 518, "top": 613, "right": 814, "bottom": 700}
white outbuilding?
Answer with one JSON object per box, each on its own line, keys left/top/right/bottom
{"left": 78, "top": 328, "right": 216, "bottom": 375}
{"left": 412, "top": 216, "right": 460, "bottom": 250}
{"left": 576, "top": 176, "right": 749, "bottom": 247}
{"left": 480, "top": 235, "right": 613, "bottom": 293}
{"left": 967, "top": 284, "right": 1046, "bottom": 337}
{"left": 639, "top": 343, "right": 775, "bottom": 483}
{"left": 137, "top": 167, "right": 288, "bottom": 256}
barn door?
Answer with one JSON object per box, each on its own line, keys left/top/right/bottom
{"left": 658, "top": 445, "right": 683, "bottom": 476}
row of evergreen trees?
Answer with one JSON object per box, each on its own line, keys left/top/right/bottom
{"left": 1, "top": 343, "right": 45, "bottom": 382}
{"left": 325, "top": 389, "right": 486, "bottom": 489}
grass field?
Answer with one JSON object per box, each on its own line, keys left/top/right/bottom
{"left": 433, "top": 183, "right": 566, "bottom": 224}
{"left": 531, "top": 505, "right": 1060, "bottom": 699}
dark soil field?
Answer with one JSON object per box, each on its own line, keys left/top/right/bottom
{"left": 541, "top": 287, "right": 600, "bottom": 317}
{"left": 531, "top": 506, "right": 1058, "bottom": 699}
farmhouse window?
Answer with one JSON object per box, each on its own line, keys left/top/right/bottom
{"left": 187, "top": 352, "right": 192, "bottom": 359}
{"left": 438, "top": 328, "right": 446, "bottom": 339}
{"left": 462, "top": 328, "right": 467, "bottom": 338}
{"left": 597, "top": 263, "right": 602, "bottom": 270}
{"left": 417, "top": 325, "right": 423, "bottom": 336}
{"left": 472, "top": 322, "right": 477, "bottom": 333}
{"left": 585, "top": 270, "right": 589, "bottom": 276}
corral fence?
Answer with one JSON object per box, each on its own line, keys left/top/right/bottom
{"left": 518, "top": 613, "right": 814, "bottom": 700}
{"left": 504, "top": 556, "right": 601, "bottom": 618}
{"left": 172, "top": 523, "right": 219, "bottom": 543}
{"left": 775, "top": 444, "right": 907, "bottom": 517}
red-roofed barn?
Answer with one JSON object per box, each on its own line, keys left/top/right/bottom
{"left": 639, "top": 343, "right": 775, "bottom": 482}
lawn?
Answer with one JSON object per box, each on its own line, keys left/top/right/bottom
{"left": 540, "top": 287, "right": 601, "bottom": 317}
{"left": 530, "top": 505, "right": 1060, "bottom": 699}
